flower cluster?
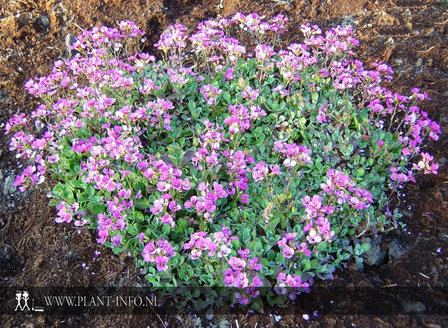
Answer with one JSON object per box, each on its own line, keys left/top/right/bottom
{"left": 142, "top": 238, "right": 176, "bottom": 272}
{"left": 199, "top": 83, "right": 222, "bottom": 105}
{"left": 274, "top": 141, "right": 312, "bottom": 169}
{"left": 184, "top": 182, "right": 229, "bottom": 221}
{"left": 183, "top": 225, "right": 235, "bottom": 260}
{"left": 224, "top": 104, "right": 266, "bottom": 134}
{"left": 223, "top": 250, "right": 263, "bottom": 304}
{"left": 321, "top": 169, "right": 373, "bottom": 210}
{"left": 275, "top": 271, "right": 310, "bottom": 300}
{"left": 277, "top": 232, "right": 312, "bottom": 258}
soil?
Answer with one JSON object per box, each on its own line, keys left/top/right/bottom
{"left": 1, "top": 0, "right": 448, "bottom": 327}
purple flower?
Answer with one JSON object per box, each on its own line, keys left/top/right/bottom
{"left": 155, "top": 256, "right": 168, "bottom": 272}
{"left": 111, "top": 235, "right": 122, "bottom": 246}
{"left": 228, "top": 257, "right": 246, "bottom": 271}
{"left": 237, "top": 248, "right": 250, "bottom": 258}
{"left": 240, "top": 194, "right": 249, "bottom": 204}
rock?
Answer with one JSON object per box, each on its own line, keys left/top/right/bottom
{"left": 401, "top": 299, "right": 426, "bottom": 313}
{"left": 395, "top": 58, "right": 404, "bottom": 65}
{"left": 388, "top": 239, "right": 408, "bottom": 262}
{"left": 325, "top": 317, "right": 337, "bottom": 327}
{"left": 438, "top": 157, "right": 447, "bottom": 171}
{"left": 19, "top": 323, "right": 35, "bottom": 328}
{"left": 192, "top": 317, "right": 202, "bottom": 328}
{"left": 362, "top": 236, "right": 387, "bottom": 266}
{"left": 205, "top": 308, "right": 214, "bottom": 321}
{"left": 65, "top": 34, "right": 78, "bottom": 57}
{"left": 40, "top": 15, "right": 50, "bottom": 27}
{"left": 0, "top": 245, "right": 22, "bottom": 276}
{"left": 3, "top": 175, "right": 17, "bottom": 195}
{"left": 341, "top": 15, "right": 357, "bottom": 27}
{"left": 0, "top": 169, "right": 3, "bottom": 182}
{"left": 217, "top": 319, "right": 231, "bottom": 328}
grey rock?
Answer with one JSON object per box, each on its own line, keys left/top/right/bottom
{"left": 362, "top": 236, "right": 387, "bottom": 266}
{"left": 388, "top": 239, "right": 408, "bottom": 262}
{"left": 341, "top": 15, "right": 357, "bottom": 28}
{"left": 394, "top": 58, "right": 404, "bottom": 65}
{"left": 19, "top": 323, "right": 35, "bottom": 328}
{"left": 41, "top": 15, "right": 50, "bottom": 27}
{"left": 65, "top": 34, "right": 78, "bottom": 57}
{"left": 401, "top": 299, "right": 426, "bottom": 313}
{"left": 0, "top": 169, "right": 3, "bottom": 182}
{"left": 0, "top": 245, "right": 22, "bottom": 276}
{"left": 217, "top": 319, "right": 231, "bottom": 328}
{"left": 192, "top": 317, "right": 203, "bottom": 328}
{"left": 3, "top": 175, "right": 17, "bottom": 195}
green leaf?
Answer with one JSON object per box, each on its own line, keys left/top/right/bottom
{"left": 128, "top": 223, "right": 139, "bottom": 236}
{"left": 135, "top": 199, "right": 151, "bottom": 209}
{"left": 89, "top": 203, "right": 105, "bottom": 215}
{"left": 223, "top": 91, "right": 231, "bottom": 104}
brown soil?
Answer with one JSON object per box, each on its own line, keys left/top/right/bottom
{"left": 1, "top": 0, "right": 448, "bottom": 327}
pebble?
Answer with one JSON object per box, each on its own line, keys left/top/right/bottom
{"left": 362, "top": 236, "right": 387, "bottom": 266}
{"left": 341, "top": 15, "right": 357, "bottom": 27}
{"left": 395, "top": 58, "right": 404, "bottom": 65}
{"left": 41, "top": 15, "right": 50, "bottom": 27}
{"left": 216, "top": 320, "right": 231, "bottom": 328}
{"left": 388, "top": 239, "right": 409, "bottom": 262}
{"left": 65, "top": 34, "right": 77, "bottom": 57}
{"left": 401, "top": 300, "right": 426, "bottom": 313}
{"left": 3, "top": 175, "right": 17, "bottom": 196}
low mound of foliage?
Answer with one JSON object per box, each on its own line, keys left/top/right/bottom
{"left": 6, "top": 13, "right": 441, "bottom": 309}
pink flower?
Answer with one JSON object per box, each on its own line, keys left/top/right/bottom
{"left": 228, "top": 257, "right": 246, "bottom": 271}
{"left": 282, "top": 245, "right": 294, "bottom": 258}
{"left": 155, "top": 256, "right": 168, "bottom": 272}
{"left": 240, "top": 194, "right": 249, "bottom": 203}
{"left": 111, "top": 235, "right": 122, "bottom": 246}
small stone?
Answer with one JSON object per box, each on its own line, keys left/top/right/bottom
{"left": 416, "top": 58, "right": 423, "bottom": 67}
{"left": 205, "top": 308, "right": 214, "bottom": 321}
{"left": 20, "top": 323, "right": 35, "bottom": 328}
{"left": 65, "top": 34, "right": 78, "bottom": 57}
{"left": 217, "top": 319, "right": 231, "bottom": 328}
{"left": 0, "top": 245, "right": 22, "bottom": 277}
{"left": 3, "top": 175, "right": 17, "bottom": 195}
{"left": 362, "top": 237, "right": 387, "bottom": 266}
{"left": 41, "top": 15, "right": 50, "bottom": 27}
{"left": 341, "top": 15, "right": 357, "bottom": 28}
{"left": 401, "top": 299, "right": 426, "bottom": 313}
{"left": 192, "top": 317, "right": 202, "bottom": 328}
{"left": 326, "top": 317, "right": 337, "bottom": 327}
{"left": 394, "top": 58, "right": 403, "bottom": 65}
{"left": 388, "top": 239, "right": 408, "bottom": 262}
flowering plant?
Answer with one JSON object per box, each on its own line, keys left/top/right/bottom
{"left": 6, "top": 14, "right": 441, "bottom": 309}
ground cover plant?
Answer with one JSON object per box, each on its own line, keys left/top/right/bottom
{"left": 5, "top": 13, "right": 441, "bottom": 310}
